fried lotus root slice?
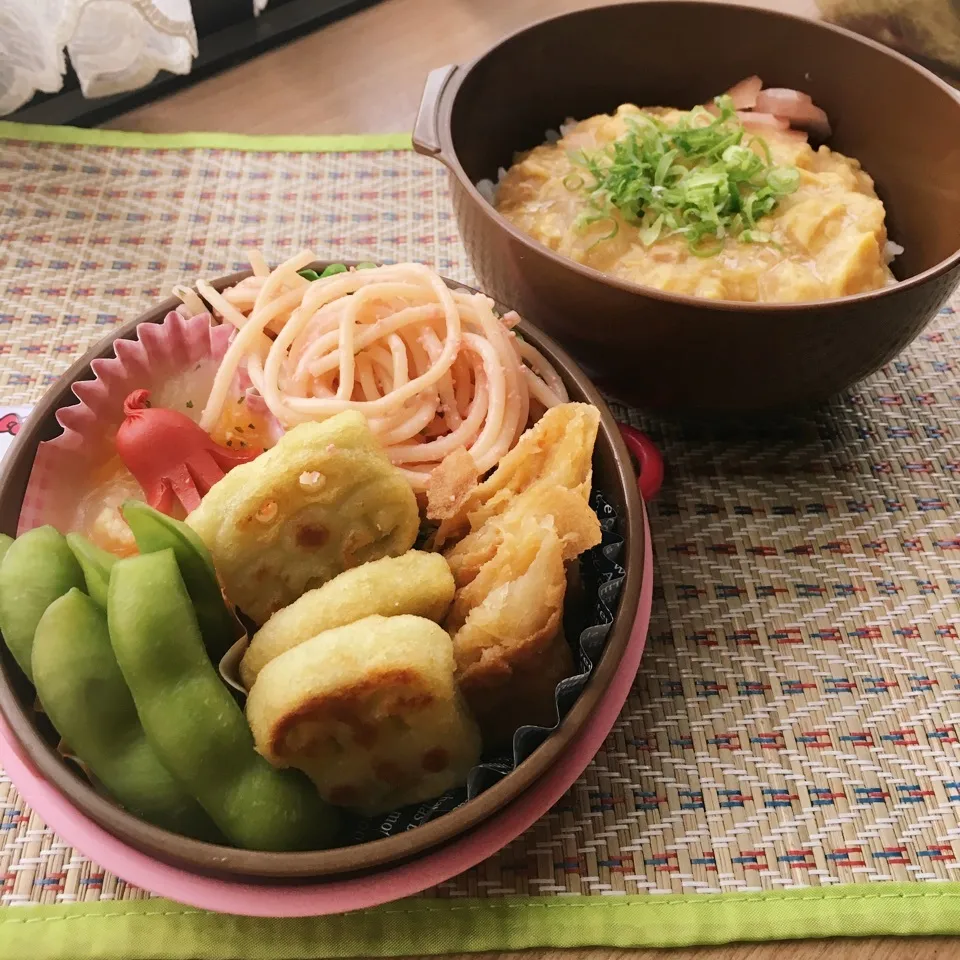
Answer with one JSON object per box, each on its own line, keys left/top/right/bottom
{"left": 246, "top": 614, "right": 481, "bottom": 816}
{"left": 240, "top": 551, "right": 455, "bottom": 689}
{"left": 433, "top": 403, "right": 600, "bottom": 546}
{"left": 186, "top": 412, "right": 419, "bottom": 624}
{"left": 444, "top": 485, "right": 600, "bottom": 589}
{"left": 447, "top": 516, "right": 572, "bottom": 748}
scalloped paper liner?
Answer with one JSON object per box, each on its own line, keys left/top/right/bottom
{"left": 19, "top": 312, "right": 232, "bottom": 536}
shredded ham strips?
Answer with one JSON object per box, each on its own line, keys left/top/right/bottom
{"left": 182, "top": 253, "right": 568, "bottom": 492}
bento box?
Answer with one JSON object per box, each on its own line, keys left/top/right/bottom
{"left": 0, "top": 258, "right": 651, "bottom": 882}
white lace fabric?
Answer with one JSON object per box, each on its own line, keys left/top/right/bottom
{"left": 0, "top": 0, "right": 267, "bottom": 116}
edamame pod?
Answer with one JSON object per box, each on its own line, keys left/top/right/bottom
{"left": 32, "top": 589, "right": 219, "bottom": 840}
{"left": 66, "top": 533, "right": 117, "bottom": 609}
{"left": 0, "top": 526, "right": 85, "bottom": 680}
{"left": 108, "top": 549, "right": 339, "bottom": 851}
{"left": 120, "top": 501, "right": 236, "bottom": 661}
{"left": 0, "top": 534, "right": 13, "bottom": 566}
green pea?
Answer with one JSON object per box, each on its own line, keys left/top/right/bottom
{"left": 0, "top": 534, "right": 13, "bottom": 566}
{"left": 121, "top": 501, "right": 236, "bottom": 662}
{"left": 0, "top": 526, "right": 85, "bottom": 681}
{"left": 319, "top": 263, "right": 348, "bottom": 278}
{"left": 107, "top": 550, "right": 340, "bottom": 851}
{"left": 356, "top": 262, "right": 378, "bottom": 270}
{"left": 297, "top": 269, "right": 321, "bottom": 282}
{"left": 66, "top": 533, "right": 117, "bottom": 609}
{"left": 32, "top": 589, "right": 219, "bottom": 840}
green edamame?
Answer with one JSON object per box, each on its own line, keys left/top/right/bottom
{"left": 66, "top": 533, "right": 117, "bottom": 609}
{"left": 107, "top": 549, "right": 339, "bottom": 851}
{"left": 0, "top": 526, "right": 85, "bottom": 680}
{"left": 0, "top": 534, "right": 13, "bottom": 566}
{"left": 120, "top": 501, "right": 236, "bottom": 662}
{"left": 299, "top": 263, "right": 376, "bottom": 281}
{"left": 32, "top": 589, "right": 219, "bottom": 840}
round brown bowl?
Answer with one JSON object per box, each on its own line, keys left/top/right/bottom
{"left": 0, "top": 265, "right": 644, "bottom": 882}
{"left": 412, "top": 1, "right": 960, "bottom": 412}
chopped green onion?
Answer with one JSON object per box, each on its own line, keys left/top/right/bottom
{"left": 320, "top": 263, "right": 348, "bottom": 278}
{"left": 721, "top": 144, "right": 762, "bottom": 181}
{"left": 752, "top": 135, "right": 773, "bottom": 166}
{"left": 638, "top": 213, "right": 665, "bottom": 247}
{"left": 576, "top": 212, "right": 619, "bottom": 250}
{"left": 766, "top": 166, "right": 801, "bottom": 195}
{"left": 689, "top": 236, "right": 724, "bottom": 258}
{"left": 571, "top": 95, "right": 800, "bottom": 256}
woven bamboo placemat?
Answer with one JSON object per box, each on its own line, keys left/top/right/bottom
{"left": 0, "top": 122, "right": 959, "bottom": 952}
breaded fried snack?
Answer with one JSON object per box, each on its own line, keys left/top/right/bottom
{"left": 239, "top": 552, "right": 455, "bottom": 688}
{"left": 187, "top": 412, "right": 419, "bottom": 624}
{"left": 247, "top": 614, "right": 481, "bottom": 816}
{"left": 447, "top": 515, "right": 572, "bottom": 747}
{"left": 444, "top": 485, "right": 600, "bottom": 589}
{"left": 433, "top": 403, "right": 600, "bottom": 546}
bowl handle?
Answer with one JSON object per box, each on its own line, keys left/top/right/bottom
{"left": 617, "top": 424, "right": 663, "bottom": 501}
{"left": 412, "top": 65, "right": 458, "bottom": 162}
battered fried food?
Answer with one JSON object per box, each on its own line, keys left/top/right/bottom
{"left": 438, "top": 403, "right": 602, "bottom": 748}
{"left": 239, "top": 551, "right": 455, "bottom": 688}
{"left": 186, "top": 412, "right": 419, "bottom": 624}
{"left": 425, "top": 446, "right": 478, "bottom": 521}
{"left": 448, "top": 516, "right": 572, "bottom": 747}
{"left": 246, "top": 614, "right": 481, "bottom": 816}
{"left": 432, "top": 403, "right": 600, "bottom": 547}
{"left": 444, "top": 485, "right": 600, "bottom": 589}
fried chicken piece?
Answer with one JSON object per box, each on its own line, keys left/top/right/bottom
{"left": 425, "top": 447, "right": 478, "bottom": 521}
{"left": 433, "top": 403, "right": 600, "bottom": 549}
{"left": 444, "top": 485, "right": 600, "bottom": 589}
{"left": 446, "top": 516, "right": 572, "bottom": 748}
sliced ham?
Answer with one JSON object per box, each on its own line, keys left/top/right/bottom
{"left": 737, "top": 111, "right": 790, "bottom": 132}
{"left": 726, "top": 75, "right": 763, "bottom": 110}
{"left": 709, "top": 77, "right": 832, "bottom": 141}
{"left": 755, "top": 88, "right": 814, "bottom": 115}
{"left": 777, "top": 128, "right": 810, "bottom": 143}
{"left": 786, "top": 103, "right": 831, "bottom": 141}
{"left": 756, "top": 88, "right": 832, "bottom": 139}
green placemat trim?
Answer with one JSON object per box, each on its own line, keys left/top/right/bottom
{"left": 4, "top": 884, "right": 960, "bottom": 958}
{"left": 0, "top": 121, "right": 413, "bottom": 153}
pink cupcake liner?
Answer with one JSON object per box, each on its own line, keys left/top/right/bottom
{"left": 19, "top": 312, "right": 232, "bottom": 536}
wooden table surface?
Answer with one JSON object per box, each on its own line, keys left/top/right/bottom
{"left": 109, "top": 1, "right": 951, "bottom": 957}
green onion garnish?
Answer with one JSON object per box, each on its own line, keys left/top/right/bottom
{"left": 570, "top": 95, "right": 800, "bottom": 256}
{"left": 766, "top": 166, "right": 801, "bottom": 195}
